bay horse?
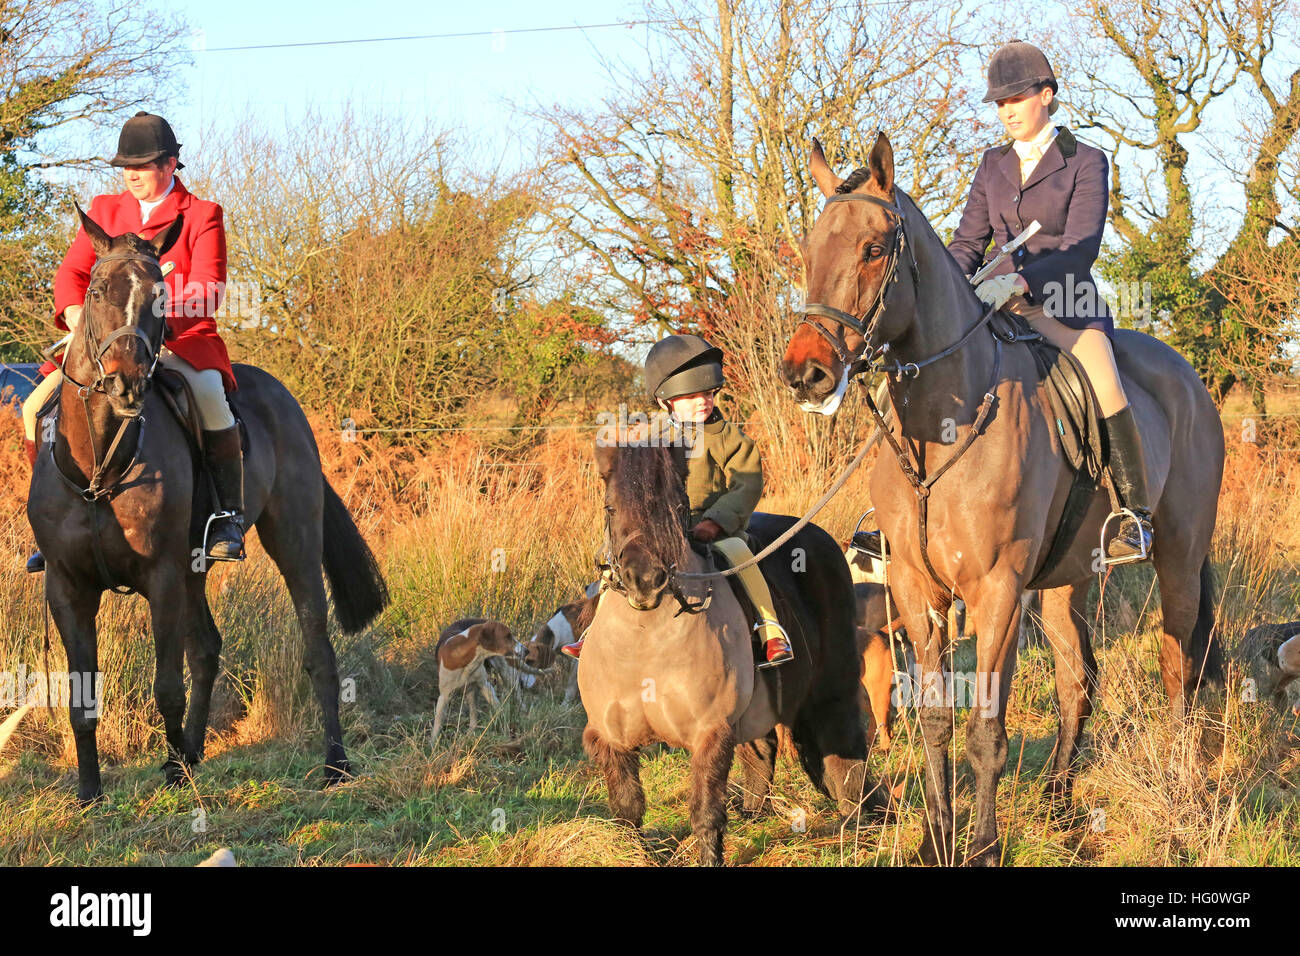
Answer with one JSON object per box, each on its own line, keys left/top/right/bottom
{"left": 26, "top": 208, "right": 389, "bottom": 803}
{"left": 781, "top": 133, "right": 1224, "bottom": 865}
{"left": 579, "top": 441, "right": 877, "bottom": 865}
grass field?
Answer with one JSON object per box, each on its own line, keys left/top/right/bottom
{"left": 1, "top": 409, "right": 1298, "bottom": 866}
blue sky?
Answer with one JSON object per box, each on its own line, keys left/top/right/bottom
{"left": 167, "top": 0, "right": 653, "bottom": 165}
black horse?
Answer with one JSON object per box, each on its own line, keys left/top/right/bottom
{"left": 27, "top": 207, "right": 388, "bottom": 802}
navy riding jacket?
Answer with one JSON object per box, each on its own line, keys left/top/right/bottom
{"left": 948, "top": 126, "right": 1114, "bottom": 336}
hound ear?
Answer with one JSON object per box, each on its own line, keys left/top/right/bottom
{"left": 75, "top": 202, "right": 113, "bottom": 259}
{"left": 809, "top": 138, "right": 843, "bottom": 198}
{"left": 149, "top": 213, "right": 184, "bottom": 260}
{"left": 868, "top": 130, "right": 895, "bottom": 196}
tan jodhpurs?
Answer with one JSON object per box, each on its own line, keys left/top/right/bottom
{"left": 1007, "top": 297, "right": 1129, "bottom": 416}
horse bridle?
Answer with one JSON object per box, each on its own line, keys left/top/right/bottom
{"left": 62, "top": 253, "right": 169, "bottom": 395}
{"left": 598, "top": 505, "right": 713, "bottom": 616}
{"left": 54, "top": 252, "right": 169, "bottom": 504}
{"left": 799, "top": 192, "right": 919, "bottom": 376}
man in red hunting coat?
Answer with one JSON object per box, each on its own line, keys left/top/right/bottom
{"left": 22, "top": 112, "right": 246, "bottom": 572}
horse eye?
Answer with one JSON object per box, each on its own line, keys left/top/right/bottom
{"left": 864, "top": 244, "right": 885, "bottom": 261}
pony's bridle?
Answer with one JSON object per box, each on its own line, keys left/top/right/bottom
{"left": 62, "top": 252, "right": 169, "bottom": 396}
{"left": 799, "top": 192, "right": 919, "bottom": 377}
{"left": 598, "top": 505, "right": 713, "bottom": 616}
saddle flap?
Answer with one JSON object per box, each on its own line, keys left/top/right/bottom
{"left": 1025, "top": 335, "right": 1107, "bottom": 478}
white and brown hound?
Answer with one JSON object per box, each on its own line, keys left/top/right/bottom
{"left": 432, "top": 618, "right": 526, "bottom": 738}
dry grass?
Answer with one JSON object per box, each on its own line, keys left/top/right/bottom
{"left": 0, "top": 395, "right": 1297, "bottom": 866}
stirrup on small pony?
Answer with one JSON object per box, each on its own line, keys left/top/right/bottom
{"left": 1099, "top": 507, "right": 1150, "bottom": 567}
{"left": 755, "top": 618, "right": 793, "bottom": 669}
{"left": 201, "top": 510, "right": 245, "bottom": 563}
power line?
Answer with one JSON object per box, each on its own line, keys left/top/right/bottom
{"left": 202, "top": 17, "right": 697, "bottom": 53}
{"left": 200, "top": 2, "right": 918, "bottom": 53}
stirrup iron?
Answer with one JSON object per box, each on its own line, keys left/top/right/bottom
{"left": 1099, "top": 507, "right": 1149, "bottom": 567}
{"left": 201, "top": 510, "right": 245, "bottom": 563}
{"left": 755, "top": 618, "right": 792, "bottom": 670}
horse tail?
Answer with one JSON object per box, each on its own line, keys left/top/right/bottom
{"left": 320, "top": 475, "right": 389, "bottom": 633}
{"left": 1192, "top": 556, "right": 1224, "bottom": 688}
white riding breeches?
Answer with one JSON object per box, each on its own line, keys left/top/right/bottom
{"left": 158, "top": 349, "right": 235, "bottom": 431}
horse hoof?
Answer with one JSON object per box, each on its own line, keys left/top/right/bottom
{"left": 324, "top": 759, "right": 352, "bottom": 787}
{"left": 76, "top": 790, "right": 105, "bottom": 809}
{"left": 963, "top": 844, "right": 1001, "bottom": 867}
{"left": 915, "top": 836, "right": 953, "bottom": 867}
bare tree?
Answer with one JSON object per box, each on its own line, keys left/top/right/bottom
{"left": 1066, "top": 0, "right": 1300, "bottom": 405}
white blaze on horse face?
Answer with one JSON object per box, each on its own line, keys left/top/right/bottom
{"left": 126, "top": 271, "right": 145, "bottom": 326}
{"left": 800, "top": 366, "right": 850, "bottom": 416}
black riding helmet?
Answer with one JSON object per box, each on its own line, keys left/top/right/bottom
{"left": 111, "top": 111, "right": 185, "bottom": 170}
{"left": 645, "top": 334, "right": 724, "bottom": 405}
{"left": 983, "top": 41, "right": 1059, "bottom": 116}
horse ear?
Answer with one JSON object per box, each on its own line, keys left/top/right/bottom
{"left": 868, "top": 131, "right": 895, "bottom": 196}
{"left": 149, "top": 213, "right": 184, "bottom": 260}
{"left": 809, "top": 137, "right": 843, "bottom": 198}
{"left": 75, "top": 202, "right": 113, "bottom": 259}
{"left": 594, "top": 441, "right": 618, "bottom": 480}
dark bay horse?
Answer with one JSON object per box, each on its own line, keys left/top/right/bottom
{"left": 579, "top": 441, "right": 876, "bottom": 865}
{"left": 781, "top": 134, "right": 1224, "bottom": 865}
{"left": 26, "top": 209, "right": 388, "bottom": 802}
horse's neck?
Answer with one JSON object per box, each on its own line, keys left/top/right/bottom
{"left": 54, "top": 379, "right": 139, "bottom": 486}
{"left": 888, "top": 206, "right": 1000, "bottom": 435}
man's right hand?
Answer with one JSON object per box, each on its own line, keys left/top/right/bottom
{"left": 63, "top": 304, "right": 83, "bottom": 331}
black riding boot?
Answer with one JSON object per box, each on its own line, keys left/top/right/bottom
{"left": 203, "top": 425, "right": 245, "bottom": 562}
{"left": 1104, "top": 406, "right": 1154, "bottom": 564}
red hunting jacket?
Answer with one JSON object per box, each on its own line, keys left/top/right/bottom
{"left": 46, "top": 178, "right": 236, "bottom": 391}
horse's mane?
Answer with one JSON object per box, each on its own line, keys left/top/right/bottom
{"left": 608, "top": 444, "right": 691, "bottom": 570}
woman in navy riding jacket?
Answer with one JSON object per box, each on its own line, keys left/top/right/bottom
{"left": 948, "top": 40, "right": 1152, "bottom": 565}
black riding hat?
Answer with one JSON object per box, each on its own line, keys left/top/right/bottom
{"left": 645, "top": 334, "right": 724, "bottom": 404}
{"left": 983, "top": 41, "right": 1059, "bottom": 114}
{"left": 110, "top": 111, "right": 185, "bottom": 170}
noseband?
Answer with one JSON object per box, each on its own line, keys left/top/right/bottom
{"left": 62, "top": 252, "right": 168, "bottom": 396}
{"left": 800, "top": 192, "right": 919, "bottom": 375}
{"left": 597, "top": 505, "right": 713, "bottom": 616}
